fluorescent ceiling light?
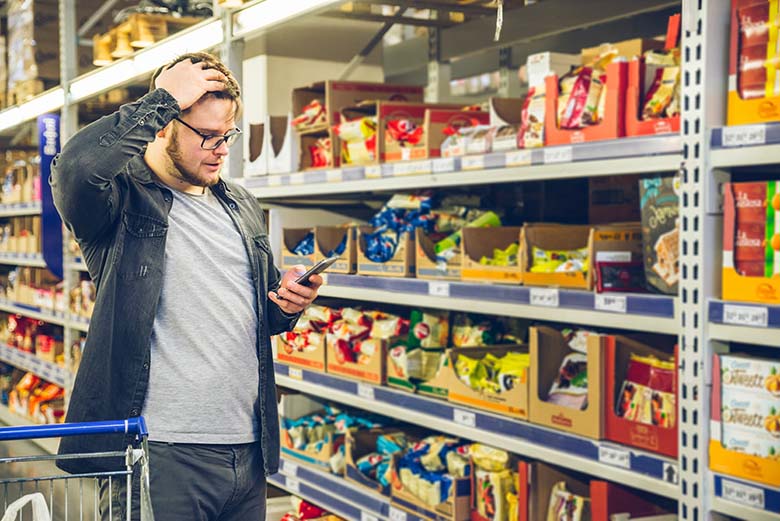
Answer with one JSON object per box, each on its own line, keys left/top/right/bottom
{"left": 70, "top": 60, "right": 138, "bottom": 102}
{"left": 134, "top": 20, "right": 223, "bottom": 75}
{"left": 234, "top": 0, "right": 338, "bottom": 37}
{"left": 0, "top": 88, "right": 65, "bottom": 132}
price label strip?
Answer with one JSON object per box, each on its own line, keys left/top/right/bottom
{"left": 598, "top": 445, "right": 631, "bottom": 470}
{"left": 721, "top": 479, "right": 765, "bottom": 510}
{"left": 721, "top": 124, "right": 767, "bottom": 147}
{"left": 389, "top": 507, "right": 408, "bottom": 521}
{"left": 285, "top": 476, "right": 301, "bottom": 494}
{"left": 288, "top": 367, "right": 304, "bottom": 380}
{"left": 530, "top": 288, "right": 560, "bottom": 308}
{"left": 543, "top": 146, "right": 573, "bottom": 164}
{"left": 428, "top": 281, "right": 450, "bottom": 297}
{"left": 722, "top": 304, "right": 769, "bottom": 328}
{"left": 595, "top": 294, "right": 628, "bottom": 313}
{"left": 453, "top": 408, "right": 476, "bottom": 428}
{"left": 461, "top": 155, "right": 486, "bottom": 170}
{"left": 357, "top": 383, "right": 375, "bottom": 401}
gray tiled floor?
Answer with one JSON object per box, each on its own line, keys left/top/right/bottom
{"left": 0, "top": 438, "right": 99, "bottom": 520}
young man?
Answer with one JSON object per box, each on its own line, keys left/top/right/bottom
{"left": 49, "top": 52, "right": 320, "bottom": 520}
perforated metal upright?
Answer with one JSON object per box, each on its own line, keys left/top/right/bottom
{"left": 679, "top": 0, "right": 730, "bottom": 519}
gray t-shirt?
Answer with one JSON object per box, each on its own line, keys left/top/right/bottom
{"left": 141, "top": 187, "right": 260, "bottom": 444}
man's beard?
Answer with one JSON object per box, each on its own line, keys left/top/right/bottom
{"left": 165, "top": 135, "right": 220, "bottom": 188}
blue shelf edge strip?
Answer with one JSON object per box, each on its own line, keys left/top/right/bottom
{"left": 709, "top": 299, "right": 780, "bottom": 329}
{"left": 0, "top": 343, "right": 67, "bottom": 387}
{"left": 325, "top": 273, "right": 675, "bottom": 319}
{"left": 713, "top": 473, "right": 780, "bottom": 514}
{"left": 245, "top": 135, "right": 681, "bottom": 190}
{"left": 274, "top": 363, "right": 677, "bottom": 486}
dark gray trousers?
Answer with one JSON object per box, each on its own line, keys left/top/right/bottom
{"left": 99, "top": 441, "right": 266, "bottom": 521}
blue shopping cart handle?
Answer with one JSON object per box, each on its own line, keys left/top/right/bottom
{"left": 0, "top": 417, "right": 149, "bottom": 441}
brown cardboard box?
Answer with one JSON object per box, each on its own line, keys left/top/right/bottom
{"left": 524, "top": 462, "right": 591, "bottom": 521}
{"left": 326, "top": 334, "right": 389, "bottom": 385}
{"left": 389, "top": 453, "right": 471, "bottom": 521}
{"left": 445, "top": 346, "right": 529, "bottom": 420}
{"left": 461, "top": 227, "right": 523, "bottom": 284}
{"left": 315, "top": 226, "right": 357, "bottom": 274}
{"left": 520, "top": 224, "right": 592, "bottom": 289}
{"left": 387, "top": 346, "right": 450, "bottom": 398}
{"left": 588, "top": 175, "right": 641, "bottom": 225}
{"left": 276, "top": 329, "right": 326, "bottom": 372}
{"left": 281, "top": 228, "right": 316, "bottom": 270}
{"left": 357, "top": 227, "right": 415, "bottom": 278}
{"left": 581, "top": 38, "right": 665, "bottom": 65}
{"left": 415, "top": 229, "right": 461, "bottom": 281}
{"left": 488, "top": 97, "right": 524, "bottom": 152}
{"left": 528, "top": 326, "right": 604, "bottom": 440}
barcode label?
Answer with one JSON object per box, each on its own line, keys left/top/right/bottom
{"left": 364, "top": 166, "right": 382, "bottom": 179}
{"left": 723, "top": 304, "right": 769, "bottom": 328}
{"left": 543, "top": 146, "right": 573, "bottom": 164}
{"left": 530, "top": 288, "right": 560, "bottom": 307}
{"left": 288, "top": 367, "right": 303, "bottom": 380}
{"left": 595, "top": 294, "right": 628, "bottom": 313}
{"left": 722, "top": 125, "right": 766, "bottom": 147}
{"left": 357, "top": 383, "right": 375, "bottom": 401}
{"left": 361, "top": 512, "right": 379, "bottom": 521}
{"left": 462, "top": 156, "right": 486, "bottom": 170}
{"left": 505, "top": 150, "right": 532, "bottom": 166}
{"left": 433, "top": 157, "right": 456, "bottom": 173}
{"left": 453, "top": 408, "right": 476, "bottom": 427}
{"left": 722, "top": 479, "right": 765, "bottom": 509}
{"left": 598, "top": 445, "right": 631, "bottom": 469}
{"left": 284, "top": 461, "right": 299, "bottom": 477}
{"left": 428, "top": 281, "right": 450, "bottom": 297}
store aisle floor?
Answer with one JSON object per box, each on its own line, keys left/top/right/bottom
{"left": 0, "top": 437, "right": 98, "bottom": 520}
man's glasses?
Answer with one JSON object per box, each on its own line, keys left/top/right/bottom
{"left": 174, "top": 117, "right": 242, "bottom": 150}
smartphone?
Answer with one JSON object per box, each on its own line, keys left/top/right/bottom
{"left": 293, "top": 255, "right": 339, "bottom": 287}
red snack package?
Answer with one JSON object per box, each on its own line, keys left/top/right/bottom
{"left": 739, "top": 2, "right": 772, "bottom": 48}
{"left": 559, "top": 67, "right": 593, "bottom": 129}
{"left": 385, "top": 119, "right": 424, "bottom": 146}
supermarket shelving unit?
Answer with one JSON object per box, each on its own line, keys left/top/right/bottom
{"left": 0, "top": 0, "right": 772, "bottom": 518}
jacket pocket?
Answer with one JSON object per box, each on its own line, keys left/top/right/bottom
{"left": 117, "top": 212, "right": 168, "bottom": 280}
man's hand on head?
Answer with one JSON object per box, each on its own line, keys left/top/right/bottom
{"left": 155, "top": 59, "right": 227, "bottom": 111}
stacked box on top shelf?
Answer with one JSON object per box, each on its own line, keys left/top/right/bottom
{"left": 528, "top": 326, "right": 604, "bottom": 439}
{"left": 728, "top": 0, "right": 780, "bottom": 125}
{"left": 710, "top": 353, "right": 780, "bottom": 486}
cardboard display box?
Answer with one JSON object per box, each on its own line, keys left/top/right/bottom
{"left": 528, "top": 327, "right": 604, "bottom": 440}
{"left": 281, "top": 228, "right": 317, "bottom": 270}
{"left": 315, "top": 226, "right": 357, "bottom": 274}
{"left": 544, "top": 61, "right": 628, "bottom": 145}
{"left": 604, "top": 335, "right": 678, "bottom": 458}
{"left": 580, "top": 38, "right": 666, "bottom": 66}
{"left": 247, "top": 115, "right": 298, "bottom": 176}
{"left": 487, "top": 97, "right": 524, "bottom": 152}
{"left": 279, "top": 394, "right": 343, "bottom": 472}
{"left": 519, "top": 461, "right": 672, "bottom": 521}
{"left": 588, "top": 175, "right": 641, "bottom": 225}
{"left": 445, "top": 345, "right": 529, "bottom": 420}
{"left": 276, "top": 327, "right": 327, "bottom": 372}
{"left": 326, "top": 335, "right": 392, "bottom": 385}
{"left": 727, "top": 0, "right": 780, "bottom": 125}
{"left": 293, "top": 81, "right": 424, "bottom": 169}
{"left": 521, "top": 223, "right": 643, "bottom": 290}
{"left": 722, "top": 181, "right": 780, "bottom": 303}
{"left": 416, "top": 229, "right": 461, "bottom": 281}
{"left": 390, "top": 453, "right": 471, "bottom": 521}
{"left": 357, "top": 227, "right": 415, "bottom": 278}
{"left": 461, "top": 227, "right": 523, "bottom": 285}
{"left": 709, "top": 353, "right": 780, "bottom": 487}
{"left": 470, "top": 460, "right": 521, "bottom": 521}
{"left": 387, "top": 346, "right": 450, "bottom": 398}
{"left": 426, "top": 108, "right": 490, "bottom": 159}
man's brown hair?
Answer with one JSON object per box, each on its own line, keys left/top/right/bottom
{"left": 150, "top": 52, "right": 242, "bottom": 119}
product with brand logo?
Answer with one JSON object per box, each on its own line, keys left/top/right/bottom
{"left": 730, "top": 181, "right": 780, "bottom": 277}
{"left": 639, "top": 176, "right": 680, "bottom": 294}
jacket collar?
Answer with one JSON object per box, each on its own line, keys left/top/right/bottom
{"left": 127, "top": 155, "right": 236, "bottom": 199}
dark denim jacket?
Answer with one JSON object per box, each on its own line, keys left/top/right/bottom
{"left": 49, "top": 88, "right": 297, "bottom": 475}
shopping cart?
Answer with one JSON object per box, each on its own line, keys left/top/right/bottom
{"left": 0, "top": 418, "right": 154, "bottom": 521}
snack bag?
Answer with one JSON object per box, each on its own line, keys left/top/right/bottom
{"left": 616, "top": 353, "right": 676, "bottom": 428}
{"left": 640, "top": 176, "right": 680, "bottom": 294}
{"left": 547, "top": 353, "right": 588, "bottom": 410}
{"left": 546, "top": 481, "right": 589, "bottom": 521}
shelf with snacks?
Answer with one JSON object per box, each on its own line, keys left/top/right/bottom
{"left": 246, "top": 135, "right": 682, "bottom": 200}
{"left": 0, "top": 202, "right": 41, "bottom": 218}
{"left": 0, "top": 299, "right": 67, "bottom": 328}
{"left": 0, "top": 343, "right": 68, "bottom": 388}
{"left": 318, "top": 273, "right": 678, "bottom": 334}
{"left": 708, "top": 299, "right": 780, "bottom": 347}
{"left": 711, "top": 123, "right": 780, "bottom": 168}
{"left": 0, "top": 403, "right": 58, "bottom": 455}
{"left": 274, "top": 362, "right": 680, "bottom": 500}
{"left": 0, "top": 253, "right": 47, "bottom": 269}
{"left": 711, "top": 474, "right": 780, "bottom": 521}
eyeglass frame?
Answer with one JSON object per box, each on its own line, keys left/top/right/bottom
{"left": 173, "top": 117, "right": 242, "bottom": 150}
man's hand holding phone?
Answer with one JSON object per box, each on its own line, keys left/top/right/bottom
{"left": 268, "top": 264, "right": 325, "bottom": 315}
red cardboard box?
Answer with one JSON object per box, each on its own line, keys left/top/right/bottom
{"left": 544, "top": 61, "right": 628, "bottom": 145}
{"left": 604, "top": 334, "right": 679, "bottom": 458}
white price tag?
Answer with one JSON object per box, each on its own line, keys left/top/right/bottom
{"left": 268, "top": 176, "right": 283, "bottom": 187}
{"left": 428, "top": 281, "right": 450, "bottom": 297}
{"left": 433, "top": 157, "right": 456, "bottom": 173}
{"left": 453, "top": 408, "right": 476, "bottom": 427}
{"left": 543, "top": 146, "right": 573, "bottom": 164}
{"left": 364, "top": 166, "right": 382, "bottom": 179}
{"left": 595, "top": 294, "right": 628, "bottom": 314}
{"left": 357, "top": 383, "right": 375, "bottom": 401}
{"left": 723, "top": 304, "right": 769, "bottom": 328}
{"left": 284, "top": 461, "right": 299, "bottom": 477}
{"left": 326, "top": 169, "right": 343, "bottom": 183}
{"left": 722, "top": 479, "right": 765, "bottom": 509}
{"left": 598, "top": 445, "right": 631, "bottom": 469}
{"left": 393, "top": 160, "right": 430, "bottom": 176}
{"left": 722, "top": 125, "right": 767, "bottom": 147}
{"left": 461, "top": 155, "right": 486, "bottom": 170}
{"left": 389, "top": 507, "right": 407, "bottom": 521}
{"left": 289, "top": 173, "right": 305, "bottom": 185}
{"left": 288, "top": 367, "right": 303, "bottom": 380}
{"left": 361, "top": 513, "right": 379, "bottom": 521}
{"left": 530, "top": 288, "right": 560, "bottom": 308}
{"left": 505, "top": 150, "right": 532, "bottom": 166}
{"left": 285, "top": 477, "right": 301, "bottom": 494}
